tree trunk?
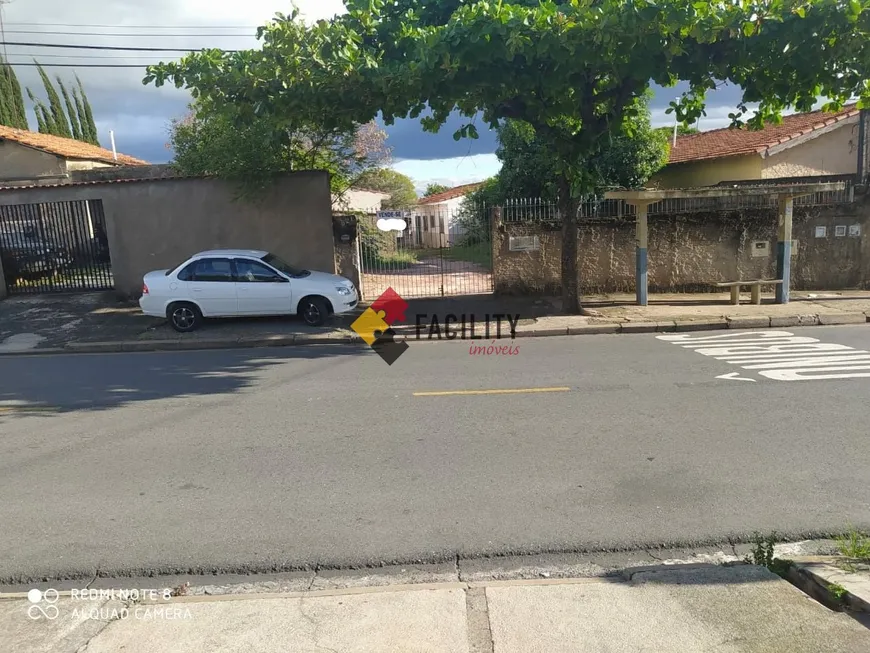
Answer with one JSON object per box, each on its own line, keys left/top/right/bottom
{"left": 557, "top": 173, "right": 581, "bottom": 314}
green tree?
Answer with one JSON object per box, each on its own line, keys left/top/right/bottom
{"left": 25, "top": 88, "right": 52, "bottom": 133}
{"left": 72, "top": 87, "right": 92, "bottom": 142}
{"left": 57, "top": 78, "right": 82, "bottom": 140}
{"left": 36, "top": 63, "right": 71, "bottom": 137}
{"left": 145, "top": 0, "right": 870, "bottom": 314}
{"left": 0, "top": 58, "right": 28, "bottom": 129}
{"left": 354, "top": 168, "right": 418, "bottom": 208}
{"left": 169, "top": 103, "right": 390, "bottom": 198}
{"left": 494, "top": 98, "right": 669, "bottom": 203}
{"left": 423, "top": 182, "right": 450, "bottom": 197}
{"left": 76, "top": 75, "right": 99, "bottom": 145}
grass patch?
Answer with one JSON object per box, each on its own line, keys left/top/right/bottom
{"left": 745, "top": 532, "right": 793, "bottom": 578}
{"left": 372, "top": 250, "right": 420, "bottom": 269}
{"left": 414, "top": 244, "right": 493, "bottom": 268}
{"left": 836, "top": 527, "right": 870, "bottom": 560}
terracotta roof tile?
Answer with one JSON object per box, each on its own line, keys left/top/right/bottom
{"left": 668, "top": 105, "right": 860, "bottom": 165}
{"left": 0, "top": 126, "right": 148, "bottom": 166}
{"left": 417, "top": 182, "right": 484, "bottom": 205}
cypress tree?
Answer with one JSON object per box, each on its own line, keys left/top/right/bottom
{"left": 0, "top": 58, "right": 28, "bottom": 129}
{"left": 26, "top": 87, "right": 52, "bottom": 133}
{"left": 72, "top": 87, "right": 91, "bottom": 142}
{"left": 57, "top": 77, "right": 82, "bottom": 140}
{"left": 5, "top": 62, "right": 29, "bottom": 129}
{"left": 36, "top": 63, "right": 71, "bottom": 137}
{"left": 76, "top": 75, "right": 99, "bottom": 145}
{"left": 0, "top": 72, "right": 10, "bottom": 127}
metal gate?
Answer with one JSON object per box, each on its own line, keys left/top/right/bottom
{"left": 360, "top": 203, "right": 492, "bottom": 300}
{"left": 0, "top": 199, "right": 113, "bottom": 294}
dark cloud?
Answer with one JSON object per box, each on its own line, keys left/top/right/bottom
{"left": 1, "top": 0, "right": 751, "bottom": 164}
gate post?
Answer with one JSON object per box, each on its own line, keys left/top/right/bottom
{"left": 490, "top": 206, "right": 502, "bottom": 294}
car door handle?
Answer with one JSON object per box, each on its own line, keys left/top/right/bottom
{"left": 192, "top": 288, "right": 204, "bottom": 293}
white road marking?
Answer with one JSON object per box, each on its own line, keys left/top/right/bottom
{"left": 716, "top": 372, "right": 757, "bottom": 382}
{"left": 658, "top": 330, "right": 870, "bottom": 382}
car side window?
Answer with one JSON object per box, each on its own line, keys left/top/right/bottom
{"left": 234, "top": 259, "right": 284, "bottom": 283}
{"left": 176, "top": 262, "right": 197, "bottom": 281}
{"left": 187, "top": 258, "right": 234, "bottom": 282}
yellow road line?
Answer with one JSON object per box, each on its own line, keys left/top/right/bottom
{"left": 413, "top": 387, "right": 571, "bottom": 397}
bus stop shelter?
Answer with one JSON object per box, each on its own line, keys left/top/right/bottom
{"left": 605, "top": 182, "right": 848, "bottom": 306}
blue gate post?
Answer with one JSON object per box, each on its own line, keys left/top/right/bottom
{"left": 775, "top": 195, "right": 794, "bottom": 304}
{"left": 635, "top": 202, "right": 650, "bottom": 306}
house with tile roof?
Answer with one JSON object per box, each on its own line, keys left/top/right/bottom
{"left": 649, "top": 105, "right": 864, "bottom": 189}
{"left": 411, "top": 182, "right": 483, "bottom": 247}
{"left": 0, "top": 126, "right": 148, "bottom": 187}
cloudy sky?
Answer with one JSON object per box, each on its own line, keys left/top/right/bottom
{"left": 2, "top": 0, "right": 750, "bottom": 192}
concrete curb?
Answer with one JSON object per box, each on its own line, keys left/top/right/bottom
{"left": 786, "top": 556, "right": 870, "bottom": 615}
{"left": 0, "top": 312, "right": 867, "bottom": 356}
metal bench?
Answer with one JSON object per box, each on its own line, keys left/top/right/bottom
{"left": 713, "top": 279, "right": 784, "bottom": 305}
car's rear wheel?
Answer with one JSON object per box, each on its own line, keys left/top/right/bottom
{"left": 298, "top": 296, "right": 330, "bottom": 327}
{"left": 167, "top": 302, "right": 202, "bottom": 333}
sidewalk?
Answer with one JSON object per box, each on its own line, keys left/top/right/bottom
{"left": 0, "top": 290, "right": 868, "bottom": 355}
{"left": 3, "top": 564, "right": 869, "bottom": 653}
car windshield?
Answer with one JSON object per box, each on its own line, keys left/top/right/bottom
{"left": 261, "top": 253, "right": 309, "bottom": 278}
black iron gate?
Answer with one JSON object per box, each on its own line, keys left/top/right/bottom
{"left": 0, "top": 199, "right": 113, "bottom": 294}
{"left": 359, "top": 203, "right": 493, "bottom": 300}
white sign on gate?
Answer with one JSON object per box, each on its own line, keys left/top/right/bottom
{"left": 376, "top": 210, "right": 409, "bottom": 233}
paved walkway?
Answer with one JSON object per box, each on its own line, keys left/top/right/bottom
{"left": 4, "top": 565, "right": 869, "bottom": 652}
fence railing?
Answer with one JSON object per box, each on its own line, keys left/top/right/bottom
{"left": 492, "top": 179, "right": 855, "bottom": 223}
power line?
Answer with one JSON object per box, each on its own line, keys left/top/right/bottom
{"left": 6, "top": 62, "right": 158, "bottom": 68}
{"left": 13, "top": 52, "right": 183, "bottom": 59}
{"left": 5, "top": 22, "right": 259, "bottom": 29}
{"left": 5, "top": 30, "right": 259, "bottom": 37}
{"left": 0, "top": 40, "right": 242, "bottom": 52}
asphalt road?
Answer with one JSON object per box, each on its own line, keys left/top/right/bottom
{"left": 1, "top": 325, "right": 869, "bottom": 581}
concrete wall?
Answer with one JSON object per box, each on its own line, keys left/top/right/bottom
{"left": 762, "top": 121, "right": 859, "bottom": 179}
{"left": 650, "top": 154, "right": 762, "bottom": 189}
{"left": 65, "top": 160, "right": 113, "bottom": 172}
{"left": 0, "top": 141, "right": 66, "bottom": 182}
{"left": 493, "top": 199, "right": 870, "bottom": 295}
{"left": 0, "top": 171, "right": 335, "bottom": 298}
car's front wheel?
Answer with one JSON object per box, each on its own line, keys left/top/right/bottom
{"left": 298, "top": 296, "right": 330, "bottom": 327}
{"left": 167, "top": 302, "right": 202, "bottom": 333}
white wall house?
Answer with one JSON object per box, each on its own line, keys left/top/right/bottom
{"left": 410, "top": 183, "right": 482, "bottom": 247}
{"left": 332, "top": 187, "right": 391, "bottom": 214}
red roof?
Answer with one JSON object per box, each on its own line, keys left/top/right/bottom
{"left": 0, "top": 126, "right": 148, "bottom": 166}
{"left": 417, "top": 182, "right": 483, "bottom": 205}
{"left": 668, "top": 105, "right": 860, "bottom": 165}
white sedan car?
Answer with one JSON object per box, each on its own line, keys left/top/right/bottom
{"left": 139, "top": 249, "right": 359, "bottom": 332}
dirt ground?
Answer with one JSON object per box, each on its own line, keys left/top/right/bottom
{"left": 362, "top": 258, "right": 493, "bottom": 299}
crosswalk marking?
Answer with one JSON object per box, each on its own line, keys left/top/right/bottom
{"left": 657, "top": 330, "right": 870, "bottom": 382}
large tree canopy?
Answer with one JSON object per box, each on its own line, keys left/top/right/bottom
{"left": 146, "top": 0, "right": 870, "bottom": 313}
{"left": 169, "top": 105, "right": 390, "bottom": 198}
{"left": 495, "top": 93, "right": 669, "bottom": 201}
{"left": 355, "top": 168, "right": 418, "bottom": 208}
